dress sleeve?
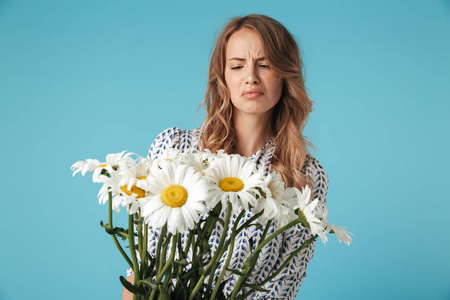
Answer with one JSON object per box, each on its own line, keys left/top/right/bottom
{"left": 250, "top": 157, "right": 329, "bottom": 299}
{"left": 147, "top": 127, "right": 182, "bottom": 160}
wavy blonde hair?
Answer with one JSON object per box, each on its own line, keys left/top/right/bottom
{"left": 199, "top": 14, "right": 314, "bottom": 190}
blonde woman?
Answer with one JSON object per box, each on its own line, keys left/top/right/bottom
{"left": 123, "top": 14, "right": 328, "bottom": 300}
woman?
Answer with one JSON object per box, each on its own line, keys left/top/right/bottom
{"left": 123, "top": 14, "right": 328, "bottom": 299}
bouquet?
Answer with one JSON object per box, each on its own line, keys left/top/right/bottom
{"left": 71, "top": 149, "right": 352, "bottom": 300}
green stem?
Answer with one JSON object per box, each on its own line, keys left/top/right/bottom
{"left": 154, "top": 224, "right": 167, "bottom": 274}
{"left": 229, "top": 218, "right": 303, "bottom": 300}
{"left": 174, "top": 233, "right": 184, "bottom": 292}
{"left": 162, "top": 268, "right": 171, "bottom": 289}
{"left": 159, "top": 233, "right": 173, "bottom": 274}
{"left": 151, "top": 231, "right": 174, "bottom": 298}
{"left": 210, "top": 233, "right": 235, "bottom": 300}
{"left": 157, "top": 234, "right": 178, "bottom": 285}
{"left": 189, "top": 228, "right": 199, "bottom": 296}
{"left": 142, "top": 222, "right": 148, "bottom": 280}
{"left": 149, "top": 225, "right": 167, "bottom": 300}
{"left": 107, "top": 191, "right": 133, "bottom": 268}
{"left": 206, "top": 202, "right": 233, "bottom": 273}
{"left": 188, "top": 202, "right": 233, "bottom": 300}
{"left": 206, "top": 208, "right": 246, "bottom": 295}
{"left": 161, "top": 234, "right": 178, "bottom": 279}
{"left": 229, "top": 219, "right": 273, "bottom": 300}
{"left": 128, "top": 212, "right": 140, "bottom": 300}
{"left": 184, "top": 229, "right": 193, "bottom": 257}
{"left": 137, "top": 215, "right": 143, "bottom": 277}
{"left": 250, "top": 218, "right": 302, "bottom": 260}
{"left": 149, "top": 287, "right": 157, "bottom": 300}
{"left": 236, "top": 210, "right": 263, "bottom": 231}
{"left": 259, "top": 235, "right": 316, "bottom": 285}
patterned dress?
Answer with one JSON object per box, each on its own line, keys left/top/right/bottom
{"left": 127, "top": 127, "right": 329, "bottom": 299}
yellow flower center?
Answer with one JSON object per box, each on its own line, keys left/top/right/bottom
{"left": 98, "top": 164, "right": 107, "bottom": 168}
{"left": 219, "top": 177, "right": 244, "bottom": 192}
{"left": 120, "top": 185, "right": 146, "bottom": 199}
{"left": 161, "top": 185, "right": 188, "bottom": 207}
{"left": 137, "top": 176, "right": 147, "bottom": 180}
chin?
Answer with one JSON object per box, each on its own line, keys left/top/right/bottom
{"left": 236, "top": 107, "right": 273, "bottom": 116}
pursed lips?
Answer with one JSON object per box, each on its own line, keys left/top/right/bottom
{"left": 241, "top": 88, "right": 264, "bottom": 96}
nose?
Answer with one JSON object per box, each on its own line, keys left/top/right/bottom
{"left": 245, "top": 63, "right": 260, "bottom": 84}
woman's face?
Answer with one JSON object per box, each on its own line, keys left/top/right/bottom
{"left": 224, "top": 28, "right": 283, "bottom": 120}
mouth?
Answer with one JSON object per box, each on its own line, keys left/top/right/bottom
{"left": 241, "top": 89, "right": 264, "bottom": 99}
{"left": 242, "top": 92, "right": 264, "bottom": 99}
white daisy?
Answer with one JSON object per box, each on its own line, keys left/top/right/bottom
{"left": 71, "top": 151, "right": 135, "bottom": 183}
{"left": 330, "top": 225, "right": 353, "bottom": 245}
{"left": 293, "top": 185, "right": 327, "bottom": 243}
{"left": 313, "top": 204, "right": 332, "bottom": 233}
{"left": 142, "top": 160, "right": 210, "bottom": 234}
{"left": 119, "top": 156, "right": 153, "bottom": 191}
{"left": 313, "top": 204, "right": 353, "bottom": 246}
{"left": 153, "top": 148, "right": 187, "bottom": 166}
{"left": 182, "top": 149, "right": 229, "bottom": 174}
{"left": 98, "top": 170, "right": 152, "bottom": 214}
{"left": 71, "top": 159, "right": 102, "bottom": 177}
{"left": 276, "top": 187, "right": 300, "bottom": 227}
{"left": 202, "top": 149, "right": 227, "bottom": 163}
{"left": 204, "top": 154, "right": 265, "bottom": 212}
{"left": 180, "top": 152, "right": 210, "bottom": 174}
{"left": 255, "top": 171, "right": 295, "bottom": 226}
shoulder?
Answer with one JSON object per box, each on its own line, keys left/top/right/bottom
{"left": 148, "top": 127, "right": 201, "bottom": 159}
{"left": 303, "top": 154, "right": 329, "bottom": 205}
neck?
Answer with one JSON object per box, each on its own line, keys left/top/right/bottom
{"left": 233, "top": 110, "right": 273, "bottom": 157}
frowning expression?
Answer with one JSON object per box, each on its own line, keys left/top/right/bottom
{"left": 224, "top": 28, "right": 283, "bottom": 119}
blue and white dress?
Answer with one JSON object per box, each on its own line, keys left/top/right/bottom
{"left": 128, "top": 127, "right": 329, "bottom": 300}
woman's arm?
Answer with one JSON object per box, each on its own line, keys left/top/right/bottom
{"left": 122, "top": 274, "right": 134, "bottom": 300}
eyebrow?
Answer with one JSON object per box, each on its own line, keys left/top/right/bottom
{"left": 228, "top": 57, "right": 266, "bottom": 62}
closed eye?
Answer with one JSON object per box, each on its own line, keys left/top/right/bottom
{"left": 230, "top": 65, "right": 270, "bottom": 70}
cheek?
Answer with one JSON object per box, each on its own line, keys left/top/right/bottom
{"left": 225, "top": 74, "right": 239, "bottom": 97}
{"left": 269, "top": 77, "right": 283, "bottom": 100}
{"left": 224, "top": 72, "right": 232, "bottom": 89}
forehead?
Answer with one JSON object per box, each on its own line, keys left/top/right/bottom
{"left": 226, "top": 28, "right": 266, "bottom": 58}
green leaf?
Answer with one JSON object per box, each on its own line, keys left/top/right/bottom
{"left": 250, "top": 223, "right": 263, "bottom": 230}
{"left": 242, "top": 283, "right": 269, "bottom": 292}
{"left": 210, "top": 201, "right": 222, "bottom": 217}
{"left": 249, "top": 237, "right": 254, "bottom": 250}
{"left": 145, "top": 253, "right": 157, "bottom": 278}
{"left": 136, "top": 278, "right": 158, "bottom": 290}
{"left": 225, "top": 268, "right": 249, "bottom": 277}
{"left": 214, "top": 279, "right": 229, "bottom": 300}
{"left": 174, "top": 273, "right": 189, "bottom": 299}
{"left": 199, "top": 239, "right": 210, "bottom": 256}
{"left": 119, "top": 275, "right": 143, "bottom": 295}
{"left": 172, "top": 258, "right": 189, "bottom": 267}
{"left": 157, "top": 285, "right": 172, "bottom": 300}
{"left": 180, "top": 268, "right": 197, "bottom": 281}
{"left": 199, "top": 202, "right": 222, "bottom": 236}
{"left": 100, "top": 221, "right": 129, "bottom": 241}
{"left": 199, "top": 266, "right": 209, "bottom": 276}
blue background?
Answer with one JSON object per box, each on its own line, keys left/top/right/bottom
{"left": 1, "top": 0, "right": 449, "bottom": 299}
